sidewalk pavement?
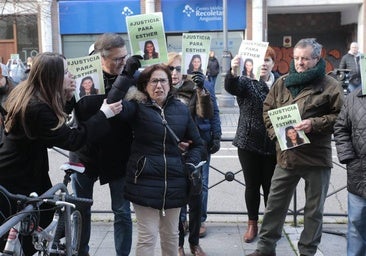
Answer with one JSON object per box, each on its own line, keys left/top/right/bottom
{"left": 87, "top": 104, "right": 348, "bottom": 255}
{"left": 89, "top": 220, "right": 347, "bottom": 255}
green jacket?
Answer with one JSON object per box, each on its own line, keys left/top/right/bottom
{"left": 263, "top": 74, "right": 344, "bottom": 169}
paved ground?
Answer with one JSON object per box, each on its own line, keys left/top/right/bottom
{"left": 88, "top": 220, "right": 347, "bottom": 255}
{"left": 48, "top": 101, "right": 349, "bottom": 255}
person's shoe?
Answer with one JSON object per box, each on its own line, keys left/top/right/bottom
{"left": 199, "top": 222, "right": 207, "bottom": 238}
{"left": 244, "top": 220, "right": 258, "bottom": 243}
{"left": 178, "top": 246, "right": 186, "bottom": 256}
{"left": 189, "top": 244, "right": 207, "bottom": 256}
{"left": 247, "top": 250, "right": 276, "bottom": 256}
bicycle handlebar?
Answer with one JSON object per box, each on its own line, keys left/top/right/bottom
{"left": 0, "top": 183, "right": 92, "bottom": 237}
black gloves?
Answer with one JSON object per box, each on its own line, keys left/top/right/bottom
{"left": 123, "top": 55, "right": 143, "bottom": 78}
{"left": 185, "top": 163, "right": 202, "bottom": 196}
{"left": 209, "top": 135, "right": 221, "bottom": 154}
{"left": 107, "top": 75, "right": 133, "bottom": 103}
{"left": 191, "top": 71, "right": 205, "bottom": 89}
{"left": 107, "top": 55, "right": 142, "bottom": 103}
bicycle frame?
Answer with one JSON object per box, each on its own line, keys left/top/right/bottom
{"left": 0, "top": 183, "right": 79, "bottom": 256}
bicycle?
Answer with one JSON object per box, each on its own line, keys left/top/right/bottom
{"left": 0, "top": 162, "right": 93, "bottom": 256}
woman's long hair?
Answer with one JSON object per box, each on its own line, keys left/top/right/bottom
{"left": 285, "top": 126, "right": 304, "bottom": 147}
{"left": 79, "top": 76, "right": 98, "bottom": 97}
{"left": 187, "top": 54, "right": 202, "bottom": 74}
{"left": 5, "top": 52, "right": 67, "bottom": 135}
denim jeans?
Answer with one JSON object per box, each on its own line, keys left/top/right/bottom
{"left": 347, "top": 192, "right": 366, "bottom": 256}
{"left": 201, "top": 155, "right": 210, "bottom": 223}
{"left": 71, "top": 173, "right": 132, "bottom": 256}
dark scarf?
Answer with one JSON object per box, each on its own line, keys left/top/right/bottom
{"left": 284, "top": 58, "right": 326, "bottom": 98}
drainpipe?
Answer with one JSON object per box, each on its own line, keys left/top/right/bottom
{"left": 37, "top": 0, "right": 53, "bottom": 52}
{"left": 145, "top": 0, "right": 155, "bottom": 14}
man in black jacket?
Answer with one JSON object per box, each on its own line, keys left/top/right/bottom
{"left": 339, "top": 42, "right": 361, "bottom": 92}
{"left": 70, "top": 33, "right": 137, "bottom": 256}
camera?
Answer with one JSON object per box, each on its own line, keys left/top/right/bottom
{"left": 328, "top": 69, "right": 351, "bottom": 95}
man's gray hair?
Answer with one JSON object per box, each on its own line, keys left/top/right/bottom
{"left": 93, "top": 33, "right": 125, "bottom": 58}
{"left": 294, "top": 38, "right": 322, "bottom": 59}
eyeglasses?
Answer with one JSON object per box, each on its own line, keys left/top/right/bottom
{"left": 105, "top": 54, "right": 129, "bottom": 64}
{"left": 149, "top": 78, "right": 169, "bottom": 86}
{"left": 168, "top": 66, "right": 182, "bottom": 72}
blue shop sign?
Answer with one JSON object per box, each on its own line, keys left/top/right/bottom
{"left": 162, "top": 0, "right": 246, "bottom": 32}
{"left": 59, "top": 0, "right": 245, "bottom": 34}
{"left": 59, "top": 0, "right": 141, "bottom": 34}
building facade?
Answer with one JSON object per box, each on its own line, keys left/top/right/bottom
{"left": 0, "top": 0, "right": 364, "bottom": 76}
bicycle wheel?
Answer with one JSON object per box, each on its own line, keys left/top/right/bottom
{"left": 51, "top": 209, "right": 82, "bottom": 256}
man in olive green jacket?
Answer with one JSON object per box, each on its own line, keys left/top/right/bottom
{"left": 248, "top": 38, "right": 344, "bottom": 256}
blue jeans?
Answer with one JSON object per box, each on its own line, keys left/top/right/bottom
{"left": 347, "top": 192, "right": 366, "bottom": 256}
{"left": 71, "top": 173, "right": 132, "bottom": 256}
{"left": 201, "top": 155, "right": 210, "bottom": 223}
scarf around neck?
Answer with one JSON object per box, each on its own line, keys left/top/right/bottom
{"left": 284, "top": 58, "right": 326, "bottom": 98}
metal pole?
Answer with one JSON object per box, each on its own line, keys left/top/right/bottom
{"left": 217, "top": 0, "right": 235, "bottom": 107}
{"left": 222, "top": 0, "right": 230, "bottom": 75}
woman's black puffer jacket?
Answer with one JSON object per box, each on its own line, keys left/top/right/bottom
{"left": 121, "top": 90, "right": 203, "bottom": 211}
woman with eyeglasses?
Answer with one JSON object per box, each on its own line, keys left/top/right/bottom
{"left": 109, "top": 64, "right": 203, "bottom": 255}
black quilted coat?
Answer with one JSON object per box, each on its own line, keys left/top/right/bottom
{"left": 334, "top": 88, "right": 366, "bottom": 198}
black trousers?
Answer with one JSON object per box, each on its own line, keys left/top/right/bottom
{"left": 178, "top": 192, "right": 202, "bottom": 247}
{"left": 238, "top": 148, "right": 276, "bottom": 221}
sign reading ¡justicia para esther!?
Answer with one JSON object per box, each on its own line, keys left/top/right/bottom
{"left": 67, "top": 53, "right": 104, "bottom": 102}
{"left": 268, "top": 103, "right": 310, "bottom": 151}
{"left": 181, "top": 33, "right": 211, "bottom": 76}
{"left": 237, "top": 40, "right": 268, "bottom": 81}
{"left": 126, "top": 12, "right": 168, "bottom": 67}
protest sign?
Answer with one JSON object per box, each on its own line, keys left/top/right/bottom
{"left": 267, "top": 103, "right": 310, "bottom": 151}
{"left": 237, "top": 40, "right": 268, "bottom": 80}
{"left": 126, "top": 12, "right": 168, "bottom": 66}
{"left": 181, "top": 33, "right": 211, "bottom": 75}
{"left": 67, "top": 53, "right": 104, "bottom": 102}
{"left": 360, "top": 54, "right": 366, "bottom": 94}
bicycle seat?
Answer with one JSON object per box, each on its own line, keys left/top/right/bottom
{"left": 60, "top": 162, "right": 85, "bottom": 174}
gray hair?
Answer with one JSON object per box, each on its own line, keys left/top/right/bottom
{"left": 93, "top": 33, "right": 125, "bottom": 58}
{"left": 294, "top": 38, "right": 322, "bottom": 59}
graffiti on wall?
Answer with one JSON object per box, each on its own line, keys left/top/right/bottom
{"left": 272, "top": 46, "right": 342, "bottom": 75}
